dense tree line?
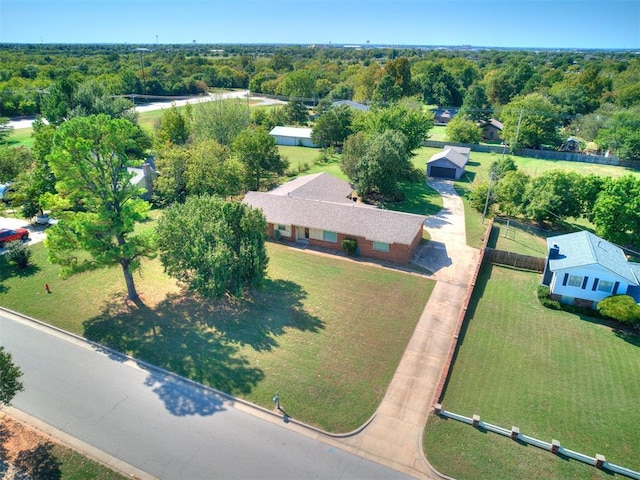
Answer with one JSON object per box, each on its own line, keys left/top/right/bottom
{"left": 2, "top": 43, "right": 639, "bottom": 158}
{"left": 470, "top": 158, "right": 640, "bottom": 249}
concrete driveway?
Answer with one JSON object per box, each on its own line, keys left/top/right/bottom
{"left": 325, "top": 178, "right": 480, "bottom": 479}
{"left": 0, "top": 216, "right": 48, "bottom": 254}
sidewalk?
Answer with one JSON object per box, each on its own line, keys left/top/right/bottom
{"left": 323, "top": 179, "right": 480, "bottom": 479}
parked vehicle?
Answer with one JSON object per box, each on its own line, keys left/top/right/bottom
{"left": 0, "top": 228, "right": 29, "bottom": 248}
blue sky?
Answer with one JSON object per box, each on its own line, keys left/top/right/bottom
{"left": 1, "top": 0, "right": 638, "bottom": 49}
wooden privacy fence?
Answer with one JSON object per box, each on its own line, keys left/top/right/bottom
{"left": 433, "top": 406, "right": 640, "bottom": 480}
{"left": 484, "top": 247, "right": 545, "bottom": 272}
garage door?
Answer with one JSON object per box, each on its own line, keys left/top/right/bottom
{"left": 429, "top": 166, "right": 457, "bottom": 179}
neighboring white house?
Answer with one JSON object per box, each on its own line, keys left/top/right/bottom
{"left": 269, "top": 126, "right": 318, "bottom": 147}
{"left": 541, "top": 231, "right": 640, "bottom": 308}
{"left": 426, "top": 145, "right": 470, "bottom": 180}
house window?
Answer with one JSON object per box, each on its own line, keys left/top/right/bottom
{"left": 372, "top": 241, "right": 390, "bottom": 252}
{"left": 277, "top": 224, "right": 287, "bottom": 231}
{"left": 597, "top": 280, "right": 614, "bottom": 293}
{"left": 567, "top": 275, "right": 583, "bottom": 287}
{"left": 322, "top": 231, "right": 338, "bottom": 243}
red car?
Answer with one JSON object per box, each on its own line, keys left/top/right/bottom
{"left": 0, "top": 227, "right": 29, "bottom": 248}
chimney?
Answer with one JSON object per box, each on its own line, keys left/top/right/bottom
{"left": 549, "top": 244, "right": 560, "bottom": 259}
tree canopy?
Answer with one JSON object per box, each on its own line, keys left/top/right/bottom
{"left": 156, "top": 195, "right": 268, "bottom": 299}
{"left": 0, "top": 346, "right": 24, "bottom": 406}
{"left": 341, "top": 129, "right": 411, "bottom": 200}
{"left": 45, "top": 114, "right": 156, "bottom": 301}
{"left": 501, "top": 93, "right": 561, "bottom": 149}
{"left": 232, "top": 127, "right": 287, "bottom": 191}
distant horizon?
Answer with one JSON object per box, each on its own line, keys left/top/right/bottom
{"left": 1, "top": 41, "right": 638, "bottom": 52}
{"left": 1, "top": 1, "right": 638, "bottom": 50}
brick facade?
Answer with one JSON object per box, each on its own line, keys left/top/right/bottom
{"left": 267, "top": 223, "right": 422, "bottom": 264}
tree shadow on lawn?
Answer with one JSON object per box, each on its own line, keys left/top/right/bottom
{"left": 0, "top": 256, "right": 41, "bottom": 293}
{"left": 14, "top": 443, "right": 61, "bottom": 480}
{"left": 83, "top": 278, "right": 324, "bottom": 412}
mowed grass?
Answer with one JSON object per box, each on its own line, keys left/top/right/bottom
{"left": 0, "top": 241, "right": 433, "bottom": 432}
{"left": 424, "top": 264, "right": 640, "bottom": 478}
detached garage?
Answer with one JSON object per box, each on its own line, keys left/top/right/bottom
{"left": 426, "top": 146, "right": 470, "bottom": 180}
{"left": 269, "top": 126, "right": 318, "bottom": 147}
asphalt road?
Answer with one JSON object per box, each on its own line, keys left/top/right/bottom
{"left": 7, "top": 90, "right": 285, "bottom": 130}
{"left": 0, "top": 310, "right": 413, "bottom": 480}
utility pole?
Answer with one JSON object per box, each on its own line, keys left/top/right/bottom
{"left": 513, "top": 108, "right": 524, "bottom": 151}
{"left": 482, "top": 172, "right": 495, "bottom": 224}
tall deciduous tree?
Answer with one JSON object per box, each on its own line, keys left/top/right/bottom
{"left": 46, "top": 114, "right": 156, "bottom": 301}
{"left": 0, "top": 346, "right": 24, "bottom": 406}
{"left": 155, "top": 103, "right": 190, "bottom": 147}
{"left": 190, "top": 98, "right": 250, "bottom": 146}
{"left": 501, "top": 93, "right": 561, "bottom": 149}
{"left": 156, "top": 195, "right": 268, "bottom": 299}
{"left": 341, "top": 129, "right": 410, "bottom": 199}
{"left": 354, "top": 103, "right": 433, "bottom": 155}
{"left": 445, "top": 116, "right": 482, "bottom": 144}
{"left": 459, "top": 84, "right": 491, "bottom": 122}
{"left": 311, "top": 104, "right": 353, "bottom": 148}
{"left": 233, "top": 127, "right": 287, "bottom": 191}
{"left": 592, "top": 175, "right": 640, "bottom": 248}
{"left": 595, "top": 107, "right": 640, "bottom": 161}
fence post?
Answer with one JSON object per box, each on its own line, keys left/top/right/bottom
{"left": 472, "top": 414, "right": 480, "bottom": 427}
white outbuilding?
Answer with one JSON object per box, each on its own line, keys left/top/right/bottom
{"left": 269, "top": 126, "right": 318, "bottom": 147}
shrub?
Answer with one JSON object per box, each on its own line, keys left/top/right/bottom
{"left": 6, "top": 240, "right": 31, "bottom": 269}
{"left": 274, "top": 228, "right": 281, "bottom": 241}
{"left": 341, "top": 238, "right": 357, "bottom": 256}
{"left": 537, "top": 284, "right": 562, "bottom": 310}
{"left": 598, "top": 295, "right": 640, "bottom": 326}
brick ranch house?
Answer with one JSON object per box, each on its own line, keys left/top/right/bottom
{"left": 242, "top": 173, "right": 427, "bottom": 264}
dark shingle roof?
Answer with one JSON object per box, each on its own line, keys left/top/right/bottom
{"left": 270, "top": 172, "right": 355, "bottom": 204}
{"left": 427, "top": 147, "right": 469, "bottom": 169}
{"left": 244, "top": 192, "right": 425, "bottom": 245}
{"left": 547, "top": 231, "right": 639, "bottom": 285}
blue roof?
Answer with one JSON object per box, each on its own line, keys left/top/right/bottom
{"left": 547, "top": 231, "right": 639, "bottom": 285}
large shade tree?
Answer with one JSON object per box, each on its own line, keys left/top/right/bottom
{"left": 311, "top": 104, "right": 353, "bottom": 148}
{"left": 341, "top": 129, "right": 411, "bottom": 200}
{"left": 592, "top": 175, "right": 640, "bottom": 248}
{"left": 501, "top": 93, "right": 561, "bottom": 149}
{"left": 156, "top": 195, "right": 268, "bottom": 299}
{"left": 46, "top": 114, "right": 156, "bottom": 301}
{"left": 233, "top": 127, "right": 287, "bottom": 191}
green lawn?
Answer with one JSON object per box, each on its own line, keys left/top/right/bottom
{"left": 0, "top": 241, "right": 433, "bottom": 433}
{"left": 5, "top": 126, "right": 34, "bottom": 148}
{"left": 424, "top": 264, "right": 640, "bottom": 478}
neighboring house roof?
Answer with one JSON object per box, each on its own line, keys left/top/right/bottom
{"left": 269, "top": 172, "right": 355, "bottom": 204}
{"left": 269, "top": 126, "right": 313, "bottom": 139}
{"left": 546, "top": 231, "right": 639, "bottom": 285}
{"left": 331, "top": 100, "right": 370, "bottom": 111}
{"left": 244, "top": 191, "right": 426, "bottom": 245}
{"left": 479, "top": 118, "right": 503, "bottom": 130}
{"left": 427, "top": 147, "right": 469, "bottom": 169}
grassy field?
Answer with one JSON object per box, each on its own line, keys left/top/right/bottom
{"left": 0, "top": 241, "right": 433, "bottom": 433}
{"left": 424, "top": 264, "right": 640, "bottom": 478}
